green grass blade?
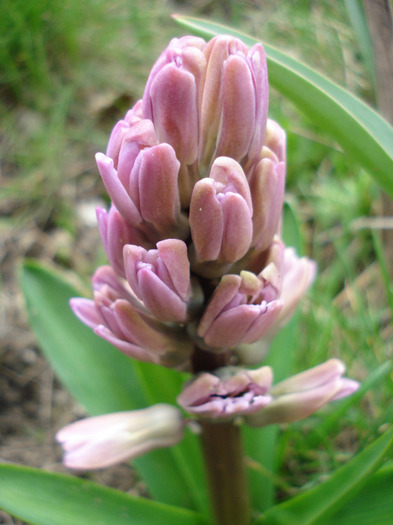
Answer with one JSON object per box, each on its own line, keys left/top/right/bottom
{"left": 344, "top": 0, "right": 375, "bottom": 89}
{"left": 0, "top": 464, "right": 206, "bottom": 525}
{"left": 173, "top": 16, "right": 393, "bottom": 199}
{"left": 19, "top": 260, "right": 200, "bottom": 510}
{"left": 372, "top": 231, "right": 393, "bottom": 316}
{"left": 256, "top": 425, "right": 393, "bottom": 525}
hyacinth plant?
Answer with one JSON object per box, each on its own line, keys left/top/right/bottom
{"left": 3, "top": 14, "right": 393, "bottom": 525}
{"left": 61, "top": 33, "right": 359, "bottom": 523}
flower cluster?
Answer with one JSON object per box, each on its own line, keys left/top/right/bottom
{"left": 59, "top": 35, "right": 358, "bottom": 469}
{"left": 71, "top": 35, "right": 315, "bottom": 368}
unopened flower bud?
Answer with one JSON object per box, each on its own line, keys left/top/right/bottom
{"left": 276, "top": 247, "right": 317, "bottom": 329}
{"left": 178, "top": 360, "right": 358, "bottom": 425}
{"left": 250, "top": 121, "right": 286, "bottom": 252}
{"left": 106, "top": 112, "right": 157, "bottom": 169}
{"left": 189, "top": 157, "right": 253, "bottom": 264}
{"left": 263, "top": 118, "right": 286, "bottom": 163}
{"left": 123, "top": 239, "right": 198, "bottom": 323}
{"left": 142, "top": 36, "right": 206, "bottom": 167}
{"left": 197, "top": 271, "right": 283, "bottom": 349}
{"left": 97, "top": 204, "right": 153, "bottom": 278}
{"left": 198, "top": 36, "right": 268, "bottom": 172}
{"left": 70, "top": 266, "right": 193, "bottom": 369}
{"left": 57, "top": 404, "right": 184, "bottom": 470}
{"left": 237, "top": 244, "right": 316, "bottom": 363}
{"left": 177, "top": 366, "right": 272, "bottom": 419}
{"left": 246, "top": 359, "right": 359, "bottom": 427}
{"left": 96, "top": 143, "right": 188, "bottom": 240}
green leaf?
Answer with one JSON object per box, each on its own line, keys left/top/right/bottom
{"left": 321, "top": 463, "right": 393, "bottom": 525}
{"left": 173, "top": 16, "right": 393, "bottom": 199}
{"left": 0, "top": 464, "right": 207, "bottom": 525}
{"left": 20, "top": 260, "right": 146, "bottom": 414}
{"left": 19, "top": 260, "right": 201, "bottom": 510}
{"left": 256, "top": 425, "right": 393, "bottom": 525}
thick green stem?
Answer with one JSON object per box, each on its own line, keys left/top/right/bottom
{"left": 200, "top": 420, "right": 251, "bottom": 525}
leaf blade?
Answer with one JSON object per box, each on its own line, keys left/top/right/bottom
{"left": 256, "top": 425, "right": 393, "bottom": 525}
{"left": 20, "top": 260, "right": 146, "bottom": 414}
{"left": 321, "top": 464, "right": 393, "bottom": 525}
{"left": 0, "top": 464, "right": 207, "bottom": 525}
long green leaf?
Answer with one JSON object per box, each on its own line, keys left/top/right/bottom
{"left": 256, "top": 425, "right": 393, "bottom": 524}
{"left": 173, "top": 16, "right": 393, "bottom": 199}
{"left": 20, "top": 260, "right": 146, "bottom": 414}
{"left": 0, "top": 464, "right": 206, "bottom": 525}
{"left": 321, "top": 464, "right": 393, "bottom": 525}
{"left": 19, "top": 260, "right": 199, "bottom": 510}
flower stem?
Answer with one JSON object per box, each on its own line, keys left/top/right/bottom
{"left": 200, "top": 420, "right": 251, "bottom": 525}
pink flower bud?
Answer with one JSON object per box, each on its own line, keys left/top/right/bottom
{"left": 197, "top": 271, "right": 283, "bottom": 348}
{"left": 177, "top": 360, "right": 358, "bottom": 425}
{"left": 264, "top": 118, "right": 286, "bottom": 163}
{"left": 189, "top": 157, "right": 253, "bottom": 263}
{"left": 177, "top": 366, "right": 273, "bottom": 419}
{"left": 96, "top": 153, "right": 143, "bottom": 227}
{"left": 123, "top": 239, "right": 195, "bottom": 323}
{"left": 57, "top": 404, "right": 184, "bottom": 469}
{"left": 70, "top": 266, "right": 193, "bottom": 369}
{"left": 96, "top": 143, "right": 187, "bottom": 239}
{"left": 198, "top": 36, "right": 268, "bottom": 172}
{"left": 142, "top": 36, "right": 207, "bottom": 166}
{"left": 97, "top": 205, "right": 153, "bottom": 278}
{"left": 238, "top": 243, "right": 316, "bottom": 363}
{"left": 250, "top": 121, "right": 286, "bottom": 252}
{"left": 246, "top": 359, "right": 359, "bottom": 427}
{"left": 106, "top": 113, "right": 157, "bottom": 170}
{"left": 127, "top": 144, "right": 182, "bottom": 233}
{"left": 276, "top": 247, "right": 317, "bottom": 329}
